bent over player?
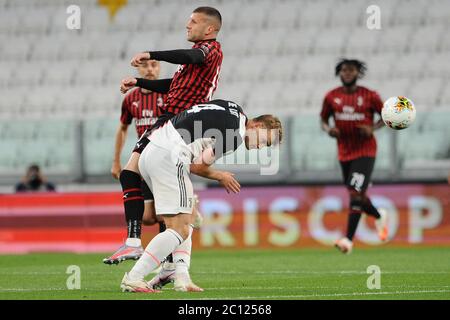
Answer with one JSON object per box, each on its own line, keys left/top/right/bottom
{"left": 120, "top": 99, "right": 283, "bottom": 292}
{"left": 320, "top": 58, "right": 388, "bottom": 254}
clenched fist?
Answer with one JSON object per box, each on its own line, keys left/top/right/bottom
{"left": 120, "top": 77, "right": 137, "bottom": 94}
{"left": 130, "top": 52, "right": 151, "bottom": 67}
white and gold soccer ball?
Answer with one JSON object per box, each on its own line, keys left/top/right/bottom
{"left": 381, "top": 96, "right": 416, "bottom": 130}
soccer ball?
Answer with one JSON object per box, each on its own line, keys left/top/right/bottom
{"left": 381, "top": 96, "right": 416, "bottom": 130}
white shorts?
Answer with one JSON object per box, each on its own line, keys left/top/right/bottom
{"left": 138, "top": 141, "right": 194, "bottom": 215}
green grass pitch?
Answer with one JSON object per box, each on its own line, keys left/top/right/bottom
{"left": 1, "top": 247, "right": 449, "bottom": 300}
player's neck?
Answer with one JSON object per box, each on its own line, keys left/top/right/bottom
{"left": 342, "top": 84, "right": 358, "bottom": 93}
{"left": 140, "top": 88, "right": 151, "bottom": 94}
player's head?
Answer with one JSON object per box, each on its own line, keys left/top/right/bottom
{"left": 136, "top": 59, "right": 160, "bottom": 80}
{"left": 335, "top": 58, "right": 367, "bottom": 87}
{"left": 186, "top": 7, "right": 222, "bottom": 42}
{"left": 245, "top": 115, "right": 283, "bottom": 150}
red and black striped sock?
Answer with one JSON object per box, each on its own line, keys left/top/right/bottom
{"left": 119, "top": 170, "right": 144, "bottom": 239}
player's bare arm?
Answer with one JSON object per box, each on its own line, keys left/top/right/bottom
{"left": 190, "top": 163, "right": 241, "bottom": 194}
{"left": 111, "top": 123, "right": 129, "bottom": 179}
{"left": 321, "top": 119, "right": 340, "bottom": 138}
{"left": 190, "top": 147, "right": 241, "bottom": 194}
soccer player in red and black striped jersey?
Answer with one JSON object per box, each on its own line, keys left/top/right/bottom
{"left": 320, "top": 59, "right": 389, "bottom": 254}
{"left": 108, "top": 7, "right": 223, "bottom": 291}
{"left": 103, "top": 60, "right": 165, "bottom": 266}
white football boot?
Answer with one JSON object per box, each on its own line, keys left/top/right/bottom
{"left": 174, "top": 272, "right": 204, "bottom": 292}
{"left": 334, "top": 237, "right": 353, "bottom": 254}
{"left": 375, "top": 208, "right": 389, "bottom": 241}
{"left": 120, "top": 273, "right": 160, "bottom": 293}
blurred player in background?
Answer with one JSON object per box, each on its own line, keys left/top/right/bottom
{"left": 120, "top": 99, "right": 283, "bottom": 293}
{"left": 109, "top": 6, "right": 223, "bottom": 290}
{"left": 15, "top": 164, "right": 56, "bottom": 193}
{"left": 103, "top": 60, "right": 166, "bottom": 264}
{"left": 320, "top": 58, "right": 388, "bottom": 254}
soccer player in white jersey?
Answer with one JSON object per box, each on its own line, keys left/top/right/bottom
{"left": 120, "top": 99, "right": 282, "bottom": 292}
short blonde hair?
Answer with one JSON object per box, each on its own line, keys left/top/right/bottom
{"left": 253, "top": 115, "right": 283, "bottom": 145}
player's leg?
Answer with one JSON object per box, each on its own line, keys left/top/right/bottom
{"left": 141, "top": 180, "right": 175, "bottom": 275}
{"left": 121, "top": 144, "right": 201, "bottom": 292}
{"left": 356, "top": 157, "right": 388, "bottom": 241}
{"left": 335, "top": 160, "right": 357, "bottom": 254}
{"left": 103, "top": 138, "right": 149, "bottom": 265}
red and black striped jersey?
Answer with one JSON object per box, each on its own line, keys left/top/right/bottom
{"left": 164, "top": 40, "right": 223, "bottom": 114}
{"left": 320, "top": 86, "right": 384, "bottom": 161}
{"left": 120, "top": 88, "right": 167, "bottom": 137}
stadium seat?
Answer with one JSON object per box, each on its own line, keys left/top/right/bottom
{"left": 73, "top": 60, "right": 108, "bottom": 86}
{"left": 313, "top": 27, "right": 350, "bottom": 55}
{"left": 249, "top": 29, "right": 285, "bottom": 56}
{"left": 390, "top": 0, "right": 428, "bottom": 26}
{"left": 376, "top": 26, "right": 412, "bottom": 53}
{"left": 408, "top": 25, "right": 445, "bottom": 53}
{"left": 345, "top": 28, "right": 380, "bottom": 55}
{"left": 298, "top": 1, "right": 332, "bottom": 28}
{"left": 124, "top": 32, "right": 162, "bottom": 60}
{"left": 280, "top": 28, "right": 320, "bottom": 56}
{"left": 391, "top": 52, "right": 428, "bottom": 79}
{"left": 407, "top": 78, "right": 443, "bottom": 108}
{"left": 221, "top": 29, "right": 255, "bottom": 56}
{"left": 328, "top": 1, "right": 365, "bottom": 27}
{"left": 232, "top": 56, "right": 266, "bottom": 83}
{"left": 265, "top": 3, "right": 300, "bottom": 29}
{"left": 424, "top": 0, "right": 450, "bottom": 25}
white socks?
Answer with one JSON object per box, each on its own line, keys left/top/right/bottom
{"left": 125, "top": 238, "right": 141, "bottom": 247}
{"left": 173, "top": 226, "right": 193, "bottom": 275}
{"left": 128, "top": 229, "right": 183, "bottom": 281}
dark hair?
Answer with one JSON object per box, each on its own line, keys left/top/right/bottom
{"left": 193, "top": 6, "right": 222, "bottom": 28}
{"left": 335, "top": 58, "right": 367, "bottom": 77}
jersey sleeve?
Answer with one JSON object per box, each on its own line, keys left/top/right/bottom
{"left": 320, "top": 93, "right": 333, "bottom": 121}
{"left": 371, "top": 91, "right": 384, "bottom": 114}
{"left": 120, "top": 96, "right": 132, "bottom": 125}
{"left": 197, "top": 41, "right": 220, "bottom": 64}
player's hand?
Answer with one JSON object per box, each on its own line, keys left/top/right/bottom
{"left": 357, "top": 124, "right": 373, "bottom": 138}
{"left": 120, "top": 77, "right": 137, "bottom": 94}
{"left": 111, "top": 161, "right": 121, "bottom": 180}
{"left": 218, "top": 172, "right": 241, "bottom": 194}
{"left": 130, "top": 52, "right": 151, "bottom": 67}
{"left": 328, "top": 128, "right": 340, "bottom": 138}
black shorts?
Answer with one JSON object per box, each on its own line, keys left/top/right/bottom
{"left": 339, "top": 157, "right": 375, "bottom": 193}
{"left": 141, "top": 179, "right": 154, "bottom": 202}
{"left": 132, "top": 113, "right": 176, "bottom": 154}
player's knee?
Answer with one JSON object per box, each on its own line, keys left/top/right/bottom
{"left": 119, "top": 169, "right": 141, "bottom": 188}
{"left": 142, "top": 216, "right": 157, "bottom": 226}
{"left": 350, "top": 192, "right": 364, "bottom": 212}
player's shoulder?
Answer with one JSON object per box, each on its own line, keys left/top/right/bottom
{"left": 195, "top": 39, "right": 222, "bottom": 55}
{"left": 358, "top": 85, "right": 380, "bottom": 96}
{"left": 325, "top": 86, "right": 343, "bottom": 98}
{"left": 123, "top": 87, "right": 140, "bottom": 102}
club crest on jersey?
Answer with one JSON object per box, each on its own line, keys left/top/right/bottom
{"left": 334, "top": 98, "right": 342, "bottom": 105}
{"left": 357, "top": 96, "right": 363, "bottom": 107}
